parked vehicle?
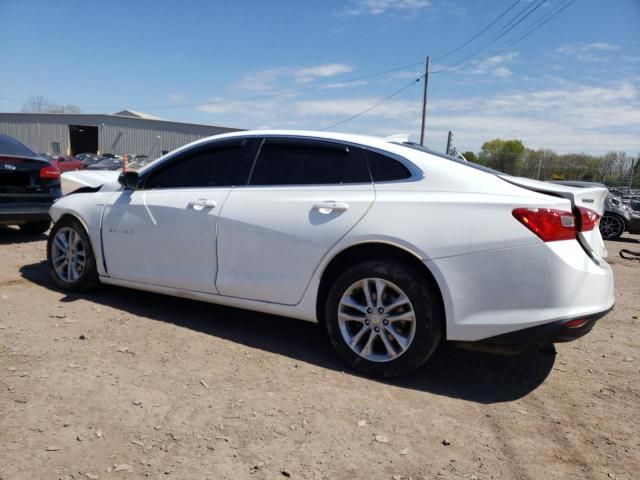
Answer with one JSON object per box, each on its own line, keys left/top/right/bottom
{"left": 100, "top": 153, "right": 117, "bottom": 159}
{"left": 74, "top": 153, "right": 103, "bottom": 168}
{"left": 127, "top": 156, "right": 156, "bottom": 170}
{"left": 86, "top": 157, "right": 124, "bottom": 170}
{"left": 0, "top": 134, "right": 61, "bottom": 234}
{"left": 47, "top": 131, "right": 614, "bottom": 377}
{"left": 552, "top": 181, "right": 640, "bottom": 239}
{"left": 45, "top": 154, "right": 84, "bottom": 172}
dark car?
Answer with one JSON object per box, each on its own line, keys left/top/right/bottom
{"left": 0, "top": 134, "right": 62, "bottom": 234}
{"left": 86, "top": 157, "right": 123, "bottom": 170}
{"left": 552, "top": 180, "right": 640, "bottom": 239}
{"left": 74, "top": 153, "right": 102, "bottom": 168}
{"left": 100, "top": 153, "right": 117, "bottom": 159}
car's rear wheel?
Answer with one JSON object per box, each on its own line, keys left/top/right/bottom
{"left": 47, "top": 217, "right": 99, "bottom": 291}
{"left": 19, "top": 221, "right": 50, "bottom": 235}
{"left": 324, "top": 260, "right": 443, "bottom": 377}
{"left": 599, "top": 213, "right": 625, "bottom": 240}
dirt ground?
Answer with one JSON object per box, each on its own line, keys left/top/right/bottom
{"left": 0, "top": 228, "right": 638, "bottom": 480}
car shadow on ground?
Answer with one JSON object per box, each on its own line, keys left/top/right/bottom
{"left": 20, "top": 260, "right": 555, "bottom": 404}
{"left": 0, "top": 226, "right": 48, "bottom": 245}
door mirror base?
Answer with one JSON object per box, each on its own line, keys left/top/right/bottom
{"left": 118, "top": 171, "right": 140, "bottom": 190}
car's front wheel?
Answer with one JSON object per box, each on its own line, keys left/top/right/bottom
{"left": 47, "top": 216, "right": 99, "bottom": 291}
{"left": 599, "top": 213, "right": 625, "bottom": 240}
{"left": 324, "top": 260, "right": 443, "bottom": 378}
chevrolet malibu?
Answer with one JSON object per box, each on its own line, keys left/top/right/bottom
{"left": 47, "top": 131, "right": 614, "bottom": 377}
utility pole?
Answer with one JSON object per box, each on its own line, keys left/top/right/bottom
{"left": 446, "top": 130, "right": 453, "bottom": 155}
{"left": 419, "top": 56, "right": 430, "bottom": 146}
{"left": 536, "top": 155, "right": 542, "bottom": 180}
{"left": 628, "top": 157, "right": 636, "bottom": 191}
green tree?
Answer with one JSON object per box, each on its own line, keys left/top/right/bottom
{"left": 461, "top": 151, "right": 478, "bottom": 163}
{"left": 479, "top": 139, "right": 525, "bottom": 175}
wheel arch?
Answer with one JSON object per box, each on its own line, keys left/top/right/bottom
{"left": 315, "top": 242, "right": 446, "bottom": 333}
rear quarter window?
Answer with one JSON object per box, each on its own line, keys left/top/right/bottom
{"left": 366, "top": 150, "right": 412, "bottom": 182}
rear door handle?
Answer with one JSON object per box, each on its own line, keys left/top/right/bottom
{"left": 188, "top": 198, "right": 217, "bottom": 208}
{"left": 312, "top": 201, "right": 349, "bottom": 213}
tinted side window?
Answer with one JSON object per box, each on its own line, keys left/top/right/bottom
{"left": 249, "top": 140, "right": 370, "bottom": 186}
{"left": 366, "top": 150, "right": 412, "bottom": 182}
{"left": 144, "top": 142, "right": 246, "bottom": 189}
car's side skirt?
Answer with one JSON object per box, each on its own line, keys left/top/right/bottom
{"left": 99, "top": 276, "right": 317, "bottom": 323}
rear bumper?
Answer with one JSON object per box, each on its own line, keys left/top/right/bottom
{"left": 0, "top": 207, "right": 52, "bottom": 224}
{"left": 481, "top": 306, "right": 613, "bottom": 344}
{"left": 426, "top": 240, "right": 615, "bottom": 342}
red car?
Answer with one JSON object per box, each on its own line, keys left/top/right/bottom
{"left": 40, "top": 153, "right": 84, "bottom": 172}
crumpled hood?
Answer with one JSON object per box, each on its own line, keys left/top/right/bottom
{"left": 61, "top": 170, "right": 122, "bottom": 193}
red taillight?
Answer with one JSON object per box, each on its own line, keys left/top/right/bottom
{"left": 512, "top": 208, "right": 576, "bottom": 242}
{"left": 563, "top": 318, "right": 588, "bottom": 329}
{"left": 39, "top": 165, "right": 61, "bottom": 180}
{"left": 577, "top": 206, "right": 599, "bottom": 232}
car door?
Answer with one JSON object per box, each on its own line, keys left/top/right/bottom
{"left": 101, "top": 138, "right": 255, "bottom": 293}
{"left": 215, "top": 137, "right": 375, "bottom": 305}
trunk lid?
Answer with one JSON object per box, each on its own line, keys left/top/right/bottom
{"left": 499, "top": 175, "right": 609, "bottom": 259}
{"left": 0, "top": 155, "right": 59, "bottom": 204}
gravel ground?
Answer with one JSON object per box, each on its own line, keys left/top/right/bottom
{"left": 0, "top": 227, "right": 638, "bottom": 480}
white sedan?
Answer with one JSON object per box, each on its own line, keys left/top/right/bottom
{"left": 48, "top": 131, "right": 614, "bottom": 377}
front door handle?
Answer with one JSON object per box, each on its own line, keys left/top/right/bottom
{"left": 188, "top": 198, "right": 217, "bottom": 208}
{"left": 312, "top": 201, "right": 349, "bottom": 214}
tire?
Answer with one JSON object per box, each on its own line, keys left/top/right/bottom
{"left": 47, "top": 216, "right": 100, "bottom": 292}
{"left": 324, "top": 260, "right": 443, "bottom": 378}
{"left": 19, "top": 221, "right": 51, "bottom": 235}
{"left": 599, "top": 213, "right": 625, "bottom": 240}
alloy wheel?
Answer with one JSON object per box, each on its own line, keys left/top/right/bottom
{"left": 599, "top": 215, "right": 624, "bottom": 239}
{"left": 50, "top": 227, "right": 87, "bottom": 283}
{"left": 337, "top": 278, "right": 416, "bottom": 363}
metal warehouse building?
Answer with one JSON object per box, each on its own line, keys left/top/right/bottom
{"left": 0, "top": 110, "right": 241, "bottom": 157}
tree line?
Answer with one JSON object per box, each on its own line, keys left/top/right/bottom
{"left": 462, "top": 139, "right": 639, "bottom": 188}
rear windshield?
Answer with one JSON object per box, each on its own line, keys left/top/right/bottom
{"left": 0, "top": 134, "right": 38, "bottom": 158}
{"left": 394, "top": 142, "right": 502, "bottom": 175}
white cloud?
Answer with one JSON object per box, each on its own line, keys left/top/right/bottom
{"left": 195, "top": 76, "right": 640, "bottom": 154}
{"left": 458, "top": 53, "right": 519, "bottom": 79}
{"left": 556, "top": 42, "right": 621, "bottom": 62}
{"left": 343, "top": 0, "right": 432, "bottom": 16}
{"left": 235, "top": 63, "right": 353, "bottom": 91}
{"left": 294, "top": 64, "right": 354, "bottom": 83}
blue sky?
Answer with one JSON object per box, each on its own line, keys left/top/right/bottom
{"left": 1, "top": 0, "right": 639, "bottom": 154}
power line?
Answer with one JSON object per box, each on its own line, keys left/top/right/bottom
{"left": 320, "top": 76, "right": 423, "bottom": 131}
{"left": 40, "top": 62, "right": 424, "bottom": 112}
{"left": 436, "top": 0, "right": 576, "bottom": 75}
{"left": 434, "top": 0, "right": 523, "bottom": 61}
{"left": 486, "top": 0, "right": 578, "bottom": 59}
{"left": 431, "top": 0, "right": 548, "bottom": 73}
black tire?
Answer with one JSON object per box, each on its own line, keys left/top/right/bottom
{"left": 19, "top": 221, "right": 50, "bottom": 235}
{"left": 47, "top": 216, "right": 100, "bottom": 292}
{"left": 599, "top": 213, "right": 625, "bottom": 240}
{"left": 324, "top": 260, "right": 443, "bottom": 378}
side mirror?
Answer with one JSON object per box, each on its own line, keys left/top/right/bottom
{"left": 118, "top": 171, "right": 140, "bottom": 190}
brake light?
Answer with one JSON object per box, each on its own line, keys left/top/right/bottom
{"left": 39, "top": 165, "right": 61, "bottom": 180}
{"left": 577, "top": 206, "right": 599, "bottom": 232}
{"left": 512, "top": 208, "right": 576, "bottom": 242}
